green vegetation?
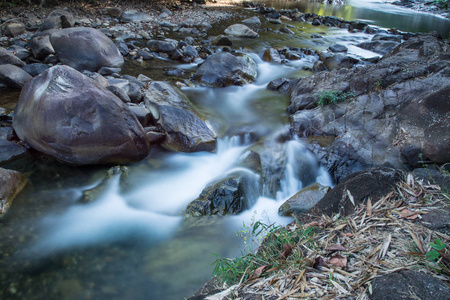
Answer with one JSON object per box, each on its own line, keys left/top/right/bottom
{"left": 316, "top": 90, "right": 355, "bottom": 106}
{"left": 435, "top": 0, "right": 449, "bottom": 9}
{"left": 212, "top": 221, "right": 316, "bottom": 284}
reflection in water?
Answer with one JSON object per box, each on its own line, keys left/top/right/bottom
{"left": 261, "top": 0, "right": 450, "bottom": 38}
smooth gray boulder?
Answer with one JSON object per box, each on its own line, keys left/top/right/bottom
{"left": 13, "top": 65, "right": 150, "bottom": 165}
{"left": 242, "top": 16, "right": 262, "bottom": 27}
{"left": 2, "top": 23, "right": 27, "bottom": 37}
{"left": 0, "top": 140, "right": 28, "bottom": 165}
{"left": 144, "top": 81, "right": 216, "bottom": 152}
{"left": 0, "top": 168, "right": 27, "bottom": 215}
{"left": 147, "top": 39, "right": 177, "bottom": 54}
{"left": 279, "top": 183, "right": 331, "bottom": 216}
{"left": 120, "top": 10, "right": 152, "bottom": 23}
{"left": 224, "top": 24, "right": 259, "bottom": 38}
{"left": 40, "top": 9, "right": 75, "bottom": 30}
{"left": 194, "top": 52, "right": 258, "bottom": 87}
{"left": 0, "top": 64, "right": 32, "bottom": 89}
{"left": 0, "top": 47, "right": 25, "bottom": 67}
{"left": 28, "top": 34, "right": 56, "bottom": 60}
{"left": 50, "top": 27, "right": 124, "bottom": 72}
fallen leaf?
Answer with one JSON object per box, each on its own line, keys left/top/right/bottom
{"left": 328, "top": 254, "right": 347, "bottom": 268}
{"left": 399, "top": 209, "right": 419, "bottom": 220}
{"left": 346, "top": 190, "right": 355, "bottom": 206}
{"left": 304, "top": 221, "right": 320, "bottom": 229}
{"left": 326, "top": 245, "right": 347, "bottom": 252}
{"left": 342, "top": 232, "right": 354, "bottom": 238}
{"left": 279, "top": 243, "right": 293, "bottom": 259}
{"left": 253, "top": 264, "right": 270, "bottom": 277}
{"left": 313, "top": 256, "right": 328, "bottom": 270}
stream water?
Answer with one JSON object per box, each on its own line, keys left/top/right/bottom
{"left": 0, "top": 1, "right": 448, "bottom": 299}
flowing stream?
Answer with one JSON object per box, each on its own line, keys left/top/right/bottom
{"left": 0, "top": 1, "right": 448, "bottom": 299}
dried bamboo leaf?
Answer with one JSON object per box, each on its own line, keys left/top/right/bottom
{"left": 347, "top": 189, "right": 355, "bottom": 206}
{"left": 409, "top": 230, "right": 425, "bottom": 254}
{"left": 379, "top": 233, "right": 392, "bottom": 259}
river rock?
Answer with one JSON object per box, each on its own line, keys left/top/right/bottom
{"left": 0, "top": 140, "right": 28, "bottom": 165}
{"left": 28, "top": 34, "right": 56, "bottom": 60}
{"left": 263, "top": 48, "right": 282, "bottom": 63}
{"left": 242, "top": 16, "right": 261, "bottom": 27}
{"left": 2, "top": 23, "right": 27, "bottom": 37}
{"left": 81, "top": 166, "right": 129, "bottom": 203}
{"left": 0, "top": 47, "right": 25, "bottom": 67}
{"left": 224, "top": 24, "right": 259, "bottom": 38}
{"left": 6, "top": 45, "right": 29, "bottom": 60}
{"left": 120, "top": 10, "right": 152, "bottom": 23}
{"left": 50, "top": 27, "right": 124, "bottom": 72}
{"left": 329, "top": 44, "right": 348, "bottom": 53}
{"left": 370, "top": 270, "right": 450, "bottom": 300}
{"left": 144, "top": 81, "right": 216, "bottom": 152}
{"left": 288, "top": 33, "right": 450, "bottom": 178}
{"left": 40, "top": 9, "right": 75, "bottom": 30}
{"left": 310, "top": 167, "right": 400, "bottom": 216}
{"left": 356, "top": 40, "right": 400, "bottom": 55}
{"left": 323, "top": 54, "right": 359, "bottom": 70}
{"left": 147, "top": 39, "right": 177, "bottom": 54}
{"left": 13, "top": 65, "right": 150, "bottom": 165}
{"left": 194, "top": 52, "right": 258, "bottom": 87}
{"left": 0, "top": 64, "right": 32, "bottom": 89}
{"left": 185, "top": 170, "right": 259, "bottom": 217}
{"left": 278, "top": 183, "right": 330, "bottom": 216}
{"left": 0, "top": 168, "right": 27, "bottom": 215}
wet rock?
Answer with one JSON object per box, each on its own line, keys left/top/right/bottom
{"left": 311, "top": 34, "right": 323, "bottom": 38}
{"left": 186, "top": 170, "right": 259, "bottom": 217}
{"left": 313, "top": 60, "right": 326, "bottom": 72}
{"left": 144, "top": 81, "right": 216, "bottom": 152}
{"left": 13, "top": 65, "right": 150, "bottom": 165}
{"left": 285, "top": 51, "right": 301, "bottom": 60}
{"left": 0, "top": 64, "right": 32, "bottom": 89}
{"left": 280, "top": 27, "right": 295, "bottom": 34}
{"left": 329, "top": 44, "right": 348, "bottom": 53}
{"left": 372, "top": 34, "right": 402, "bottom": 43}
{"left": 147, "top": 39, "right": 177, "bottom": 54}
{"left": 224, "top": 24, "right": 259, "bottom": 38}
{"left": 279, "top": 183, "right": 330, "bottom": 216}
{"left": 183, "top": 45, "right": 198, "bottom": 58}
{"left": 7, "top": 45, "right": 29, "bottom": 60}
{"left": 310, "top": 167, "right": 400, "bottom": 216}
{"left": 137, "top": 50, "right": 154, "bottom": 60}
{"left": 126, "top": 82, "right": 143, "bottom": 103}
{"left": 40, "top": 9, "right": 75, "bottom": 30}
{"left": 263, "top": 48, "right": 282, "bottom": 63}
{"left": 194, "top": 52, "right": 257, "bottom": 87}
{"left": 128, "top": 105, "right": 154, "bottom": 127}
{"left": 81, "top": 166, "right": 128, "bottom": 203}
{"left": 106, "top": 7, "right": 123, "bottom": 18}
{"left": 267, "top": 78, "right": 291, "bottom": 93}
{"left": 242, "top": 16, "right": 261, "bottom": 27}
{"left": 120, "top": 10, "right": 152, "bottom": 23}
{"left": 0, "top": 47, "right": 25, "bottom": 67}
{"left": 213, "top": 35, "right": 233, "bottom": 46}
{"left": 0, "top": 140, "right": 27, "bottom": 165}
{"left": 2, "top": 23, "right": 27, "bottom": 37}
{"left": 356, "top": 40, "right": 400, "bottom": 55}
{"left": 370, "top": 270, "right": 450, "bottom": 300}
{"left": 28, "top": 34, "right": 55, "bottom": 60}
{"left": 50, "top": 27, "right": 124, "bottom": 72}
{"left": 323, "top": 54, "right": 359, "bottom": 70}
{"left": 106, "top": 85, "right": 131, "bottom": 103}
{"left": 0, "top": 167, "right": 27, "bottom": 215}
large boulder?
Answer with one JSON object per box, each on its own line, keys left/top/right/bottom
{"left": 370, "top": 270, "right": 450, "bottom": 300}
{"left": 224, "top": 24, "right": 259, "bottom": 38}
{"left": 186, "top": 170, "right": 259, "bottom": 217}
{"left": 288, "top": 33, "right": 450, "bottom": 179}
{"left": 13, "top": 65, "right": 150, "bottom": 165}
{"left": 0, "top": 168, "right": 27, "bottom": 215}
{"left": 0, "top": 64, "right": 32, "bottom": 89}
{"left": 144, "top": 81, "right": 216, "bottom": 152}
{"left": 309, "top": 167, "right": 400, "bottom": 216}
{"left": 50, "top": 27, "right": 124, "bottom": 72}
{"left": 0, "top": 47, "right": 25, "bottom": 67}
{"left": 194, "top": 52, "right": 258, "bottom": 87}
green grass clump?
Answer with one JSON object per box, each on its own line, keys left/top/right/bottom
{"left": 317, "top": 90, "right": 355, "bottom": 106}
{"left": 212, "top": 221, "right": 315, "bottom": 285}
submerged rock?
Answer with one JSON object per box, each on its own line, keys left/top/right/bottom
{"left": 81, "top": 166, "right": 128, "bottom": 203}
{"left": 186, "top": 170, "right": 259, "bottom": 217}
{"left": 50, "top": 27, "right": 124, "bottom": 72}
{"left": 0, "top": 168, "right": 27, "bottom": 215}
{"left": 194, "top": 52, "right": 258, "bottom": 87}
{"left": 13, "top": 65, "right": 150, "bottom": 165}
{"left": 144, "top": 81, "right": 216, "bottom": 152}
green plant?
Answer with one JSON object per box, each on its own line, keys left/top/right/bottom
{"left": 426, "top": 239, "right": 446, "bottom": 261}
{"left": 316, "top": 90, "right": 355, "bottom": 106}
{"left": 434, "top": 0, "right": 449, "bottom": 9}
{"left": 212, "top": 221, "right": 316, "bottom": 285}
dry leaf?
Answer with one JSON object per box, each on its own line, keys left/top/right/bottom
{"left": 399, "top": 209, "right": 419, "bottom": 220}
{"left": 346, "top": 190, "right": 355, "bottom": 206}
{"left": 367, "top": 198, "right": 372, "bottom": 216}
{"left": 253, "top": 265, "right": 270, "bottom": 278}
{"left": 326, "top": 245, "right": 347, "bottom": 252}
{"left": 279, "top": 243, "right": 293, "bottom": 260}
{"left": 328, "top": 254, "right": 347, "bottom": 268}
{"left": 313, "top": 256, "right": 329, "bottom": 270}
